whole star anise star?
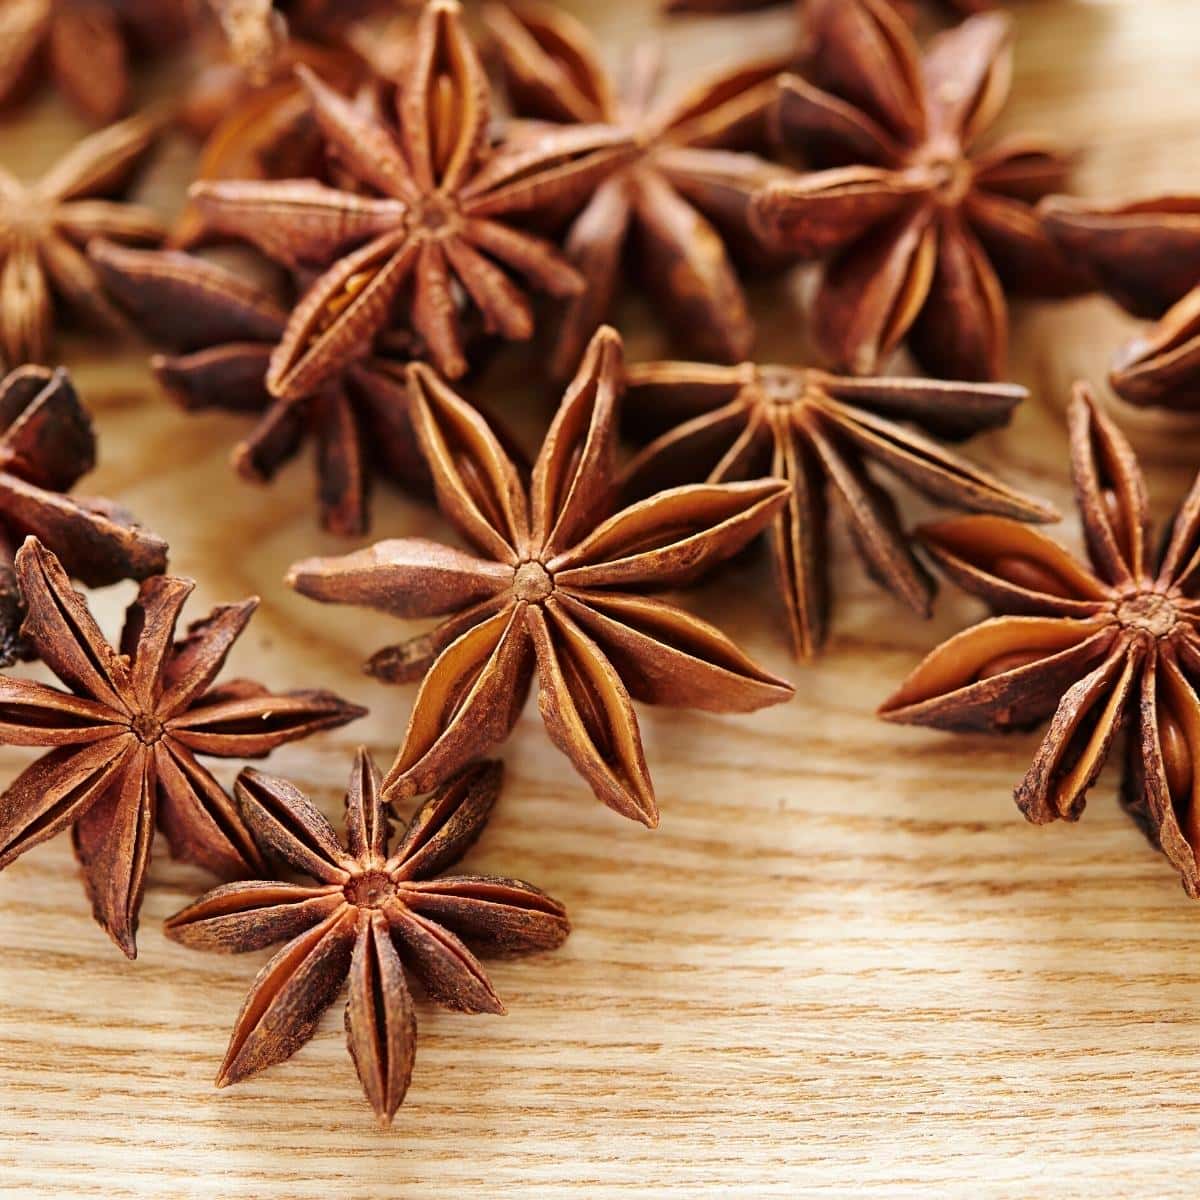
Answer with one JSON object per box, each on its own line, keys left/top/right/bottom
{"left": 622, "top": 359, "right": 1056, "bottom": 658}
{"left": 750, "top": 0, "right": 1087, "bottom": 380}
{"left": 89, "top": 240, "right": 427, "bottom": 536}
{"left": 288, "top": 327, "right": 794, "bottom": 826}
{"left": 880, "top": 385, "right": 1200, "bottom": 898}
{"left": 165, "top": 750, "right": 569, "bottom": 1126}
{"left": 190, "top": 0, "right": 632, "bottom": 393}
{"left": 484, "top": 2, "right": 788, "bottom": 377}
{"left": 0, "top": 538, "right": 367, "bottom": 956}
{"left": 1040, "top": 195, "right": 1200, "bottom": 411}
{"left": 0, "top": 364, "right": 167, "bottom": 663}
{"left": 0, "top": 109, "right": 165, "bottom": 367}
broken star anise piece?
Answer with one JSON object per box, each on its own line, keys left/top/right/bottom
{"left": 751, "top": 0, "right": 1087, "bottom": 380}
{"left": 623, "top": 359, "right": 1056, "bottom": 658}
{"left": 165, "top": 750, "right": 568, "bottom": 1127}
{"left": 484, "top": 1, "right": 788, "bottom": 377}
{"left": 288, "top": 327, "right": 794, "bottom": 827}
{"left": 191, "top": 0, "right": 631, "bottom": 392}
{"left": 880, "top": 384, "right": 1200, "bottom": 898}
{"left": 0, "top": 538, "right": 367, "bottom": 957}
{"left": 1040, "top": 195, "right": 1200, "bottom": 411}
{"left": 0, "top": 364, "right": 167, "bottom": 664}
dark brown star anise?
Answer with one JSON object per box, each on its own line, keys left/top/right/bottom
{"left": 880, "top": 385, "right": 1200, "bottom": 898}
{"left": 190, "top": 0, "right": 631, "bottom": 392}
{"left": 0, "top": 538, "right": 366, "bottom": 956}
{"left": 165, "top": 750, "right": 568, "bottom": 1126}
{"left": 750, "top": 0, "right": 1086, "bottom": 380}
{"left": 288, "top": 327, "right": 794, "bottom": 827}
{"left": 623, "top": 359, "right": 1056, "bottom": 658}
{"left": 484, "top": 1, "right": 788, "bottom": 377}
{"left": 0, "top": 364, "right": 167, "bottom": 664}
{"left": 0, "top": 109, "right": 165, "bottom": 367}
{"left": 1040, "top": 195, "right": 1200, "bottom": 411}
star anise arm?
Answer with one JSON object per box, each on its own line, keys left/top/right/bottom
{"left": 1157, "top": 469, "right": 1200, "bottom": 593}
{"left": 400, "top": 876, "right": 570, "bottom": 953}
{"left": 47, "top": 2, "right": 129, "bottom": 124}
{"left": 1, "top": 243, "right": 54, "bottom": 364}
{"left": 920, "top": 12, "right": 1011, "bottom": 144}
{"left": 385, "top": 906, "right": 505, "bottom": 1015}
{"left": 155, "top": 597, "right": 258, "bottom": 716}
{"left": 0, "top": 677, "right": 125, "bottom": 744}
{"left": 39, "top": 234, "right": 138, "bottom": 341}
{"left": 1106, "top": 295, "right": 1200, "bottom": 411}
{"left": 36, "top": 109, "right": 164, "bottom": 201}
{"left": 56, "top": 199, "right": 164, "bottom": 247}
{"left": 365, "top": 595, "right": 512, "bottom": 685}
{"left": 342, "top": 745, "right": 387, "bottom": 862}
{"left": 972, "top": 137, "right": 1075, "bottom": 205}
{"left": 152, "top": 345, "right": 277, "bottom": 421}
{"left": 0, "top": 0, "right": 50, "bottom": 111}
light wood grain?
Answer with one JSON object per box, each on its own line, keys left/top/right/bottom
{"left": 3, "top": 2, "right": 1200, "bottom": 1196}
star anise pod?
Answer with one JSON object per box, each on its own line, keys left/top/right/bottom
{"left": 484, "top": 2, "right": 788, "bottom": 377}
{"left": 750, "top": 0, "right": 1086, "bottom": 380}
{"left": 0, "top": 364, "right": 167, "bottom": 664}
{"left": 0, "top": 109, "right": 165, "bottom": 367}
{"left": 1040, "top": 196, "right": 1200, "bottom": 411}
{"left": 623, "top": 359, "right": 1056, "bottom": 658}
{"left": 0, "top": 538, "right": 367, "bottom": 956}
{"left": 190, "top": 0, "right": 632, "bottom": 392}
{"left": 880, "top": 384, "right": 1200, "bottom": 898}
{"left": 165, "top": 750, "right": 568, "bottom": 1126}
{"left": 89, "top": 240, "right": 427, "bottom": 536}
{"left": 288, "top": 327, "right": 794, "bottom": 827}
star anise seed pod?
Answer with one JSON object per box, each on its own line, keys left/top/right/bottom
{"left": 750, "top": 0, "right": 1087, "bottom": 380}
{"left": 165, "top": 750, "right": 568, "bottom": 1126}
{"left": 880, "top": 384, "right": 1200, "bottom": 898}
{"left": 623, "top": 359, "right": 1057, "bottom": 658}
{"left": 288, "top": 327, "right": 794, "bottom": 826}
{"left": 0, "top": 538, "right": 367, "bottom": 957}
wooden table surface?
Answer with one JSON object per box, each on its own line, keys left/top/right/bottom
{"left": 3, "top": 2, "right": 1200, "bottom": 1196}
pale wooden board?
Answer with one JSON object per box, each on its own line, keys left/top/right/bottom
{"left": 2, "top": 2, "right": 1200, "bottom": 1196}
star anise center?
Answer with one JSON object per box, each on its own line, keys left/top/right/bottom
{"left": 407, "top": 193, "right": 462, "bottom": 238}
{"left": 1, "top": 190, "right": 50, "bottom": 242}
{"left": 1115, "top": 589, "right": 1179, "bottom": 639}
{"left": 513, "top": 559, "right": 554, "bottom": 603}
{"left": 343, "top": 868, "right": 397, "bottom": 909}
{"left": 130, "top": 712, "right": 165, "bottom": 745}
{"left": 911, "top": 137, "right": 974, "bottom": 207}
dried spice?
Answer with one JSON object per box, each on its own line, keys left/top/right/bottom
{"left": 0, "top": 538, "right": 366, "bottom": 956}
{"left": 0, "top": 365, "right": 167, "bottom": 664}
{"left": 880, "top": 385, "right": 1200, "bottom": 898}
{"left": 165, "top": 750, "right": 569, "bottom": 1127}
{"left": 288, "top": 327, "right": 794, "bottom": 826}
{"left": 484, "top": 2, "right": 788, "bottom": 377}
{"left": 750, "top": 0, "right": 1087, "bottom": 380}
{"left": 90, "top": 240, "right": 427, "bottom": 536}
{"left": 623, "top": 359, "right": 1057, "bottom": 657}
{"left": 191, "top": 0, "right": 632, "bottom": 391}
{"left": 1040, "top": 196, "right": 1200, "bottom": 411}
{"left": 0, "top": 109, "right": 165, "bottom": 367}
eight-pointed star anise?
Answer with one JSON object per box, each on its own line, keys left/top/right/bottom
{"left": 190, "top": 0, "right": 632, "bottom": 393}
{"left": 0, "top": 364, "right": 167, "bottom": 664}
{"left": 622, "top": 359, "right": 1056, "bottom": 658}
{"left": 0, "top": 109, "right": 165, "bottom": 368}
{"left": 288, "top": 327, "right": 794, "bottom": 827}
{"left": 0, "top": 538, "right": 366, "bottom": 956}
{"left": 165, "top": 750, "right": 569, "bottom": 1126}
{"left": 750, "top": 0, "right": 1087, "bottom": 380}
{"left": 484, "top": 1, "right": 788, "bottom": 377}
{"left": 880, "top": 385, "right": 1200, "bottom": 899}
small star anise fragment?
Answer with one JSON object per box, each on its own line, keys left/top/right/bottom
{"left": 1040, "top": 195, "right": 1200, "bottom": 411}
{"left": 288, "top": 327, "right": 794, "bottom": 827}
{"left": 484, "top": 2, "right": 789, "bottom": 377}
{"left": 880, "top": 384, "right": 1200, "bottom": 898}
{"left": 89, "top": 240, "right": 428, "bottom": 537}
{"left": 0, "top": 109, "right": 166, "bottom": 367}
{"left": 190, "top": 0, "right": 632, "bottom": 392}
{"left": 165, "top": 750, "right": 569, "bottom": 1127}
{"left": 623, "top": 358, "right": 1056, "bottom": 658}
{"left": 0, "top": 364, "right": 167, "bottom": 664}
{"left": 0, "top": 538, "right": 367, "bottom": 957}
{"left": 750, "top": 0, "right": 1087, "bottom": 380}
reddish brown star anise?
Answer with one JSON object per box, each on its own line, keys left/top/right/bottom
{"left": 165, "top": 750, "right": 568, "bottom": 1126}
{"left": 484, "top": 2, "right": 788, "bottom": 377}
{"left": 288, "top": 327, "right": 794, "bottom": 826}
{"left": 750, "top": 0, "right": 1086, "bottom": 380}
{"left": 89, "top": 240, "right": 427, "bottom": 536}
{"left": 880, "top": 385, "right": 1200, "bottom": 898}
{"left": 623, "top": 359, "right": 1056, "bottom": 658}
{"left": 0, "top": 364, "right": 167, "bottom": 664}
{"left": 1040, "top": 195, "right": 1200, "bottom": 411}
{"left": 0, "top": 109, "right": 165, "bottom": 367}
{"left": 190, "top": 0, "right": 631, "bottom": 393}
{"left": 0, "top": 538, "right": 366, "bottom": 956}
